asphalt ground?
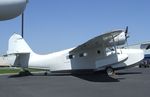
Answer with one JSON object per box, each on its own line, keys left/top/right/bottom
{"left": 0, "top": 68, "right": 150, "bottom": 97}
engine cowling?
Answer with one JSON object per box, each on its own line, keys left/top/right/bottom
{"left": 0, "top": 0, "right": 28, "bottom": 21}
{"left": 107, "top": 32, "right": 126, "bottom": 47}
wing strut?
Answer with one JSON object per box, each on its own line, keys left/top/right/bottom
{"left": 112, "top": 35, "right": 117, "bottom": 54}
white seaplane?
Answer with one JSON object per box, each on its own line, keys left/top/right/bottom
{"left": 0, "top": 0, "right": 144, "bottom": 75}
{"left": 5, "top": 27, "right": 144, "bottom": 75}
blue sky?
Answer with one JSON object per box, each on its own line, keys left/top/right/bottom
{"left": 0, "top": 0, "right": 150, "bottom": 54}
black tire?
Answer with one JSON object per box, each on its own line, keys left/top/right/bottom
{"left": 106, "top": 67, "right": 114, "bottom": 76}
{"left": 44, "top": 72, "right": 48, "bottom": 76}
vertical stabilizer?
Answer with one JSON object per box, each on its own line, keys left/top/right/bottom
{"left": 7, "top": 33, "right": 33, "bottom": 54}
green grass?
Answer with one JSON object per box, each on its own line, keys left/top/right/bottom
{"left": 0, "top": 68, "right": 43, "bottom": 74}
{"left": 0, "top": 69, "right": 20, "bottom": 74}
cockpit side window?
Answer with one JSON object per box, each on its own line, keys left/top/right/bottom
{"left": 67, "top": 55, "right": 75, "bottom": 59}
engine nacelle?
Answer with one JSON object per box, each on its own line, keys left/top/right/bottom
{"left": 0, "top": 0, "right": 28, "bottom": 21}
{"left": 107, "top": 31, "right": 126, "bottom": 47}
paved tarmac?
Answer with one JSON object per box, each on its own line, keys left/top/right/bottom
{"left": 0, "top": 68, "right": 150, "bottom": 97}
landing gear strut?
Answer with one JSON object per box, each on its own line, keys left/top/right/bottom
{"left": 44, "top": 72, "right": 48, "bottom": 76}
{"left": 44, "top": 71, "right": 51, "bottom": 76}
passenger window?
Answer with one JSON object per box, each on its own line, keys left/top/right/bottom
{"left": 79, "top": 53, "right": 87, "bottom": 57}
{"left": 97, "top": 50, "right": 101, "bottom": 54}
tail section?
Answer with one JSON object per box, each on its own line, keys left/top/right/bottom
{"left": 7, "top": 33, "right": 33, "bottom": 54}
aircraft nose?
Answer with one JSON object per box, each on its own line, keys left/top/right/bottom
{"left": 129, "top": 49, "right": 144, "bottom": 65}
{"left": 121, "top": 49, "right": 144, "bottom": 67}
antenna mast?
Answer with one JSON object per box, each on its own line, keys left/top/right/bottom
{"left": 21, "top": 13, "right": 24, "bottom": 38}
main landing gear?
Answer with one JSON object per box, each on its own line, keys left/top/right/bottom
{"left": 44, "top": 72, "right": 48, "bottom": 76}
{"left": 44, "top": 71, "right": 51, "bottom": 76}
{"left": 105, "top": 67, "right": 115, "bottom": 76}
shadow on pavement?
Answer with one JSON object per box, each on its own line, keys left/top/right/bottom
{"left": 8, "top": 71, "right": 33, "bottom": 78}
{"left": 72, "top": 73, "right": 121, "bottom": 82}
{"left": 8, "top": 73, "right": 121, "bottom": 82}
{"left": 116, "top": 72, "right": 142, "bottom": 75}
{"left": 8, "top": 71, "right": 127, "bottom": 82}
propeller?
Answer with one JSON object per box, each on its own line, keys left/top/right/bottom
{"left": 125, "top": 26, "right": 129, "bottom": 46}
{"left": 125, "top": 26, "right": 129, "bottom": 39}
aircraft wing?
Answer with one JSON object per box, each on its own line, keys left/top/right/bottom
{"left": 70, "top": 30, "right": 124, "bottom": 53}
{"left": 3, "top": 53, "right": 30, "bottom": 68}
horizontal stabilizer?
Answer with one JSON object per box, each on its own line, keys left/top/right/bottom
{"left": 13, "top": 53, "right": 30, "bottom": 68}
{"left": 0, "top": 54, "right": 16, "bottom": 66}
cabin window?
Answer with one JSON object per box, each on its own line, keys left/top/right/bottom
{"left": 97, "top": 50, "right": 101, "bottom": 54}
{"left": 67, "top": 55, "right": 75, "bottom": 59}
{"left": 79, "top": 53, "right": 87, "bottom": 57}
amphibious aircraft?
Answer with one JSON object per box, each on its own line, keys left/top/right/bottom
{"left": 0, "top": 0, "right": 28, "bottom": 20}
{"left": 0, "top": 0, "right": 144, "bottom": 75}
{"left": 4, "top": 27, "right": 144, "bottom": 75}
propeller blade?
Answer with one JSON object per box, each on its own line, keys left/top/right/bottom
{"left": 125, "top": 26, "right": 128, "bottom": 35}
{"left": 125, "top": 26, "right": 129, "bottom": 38}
